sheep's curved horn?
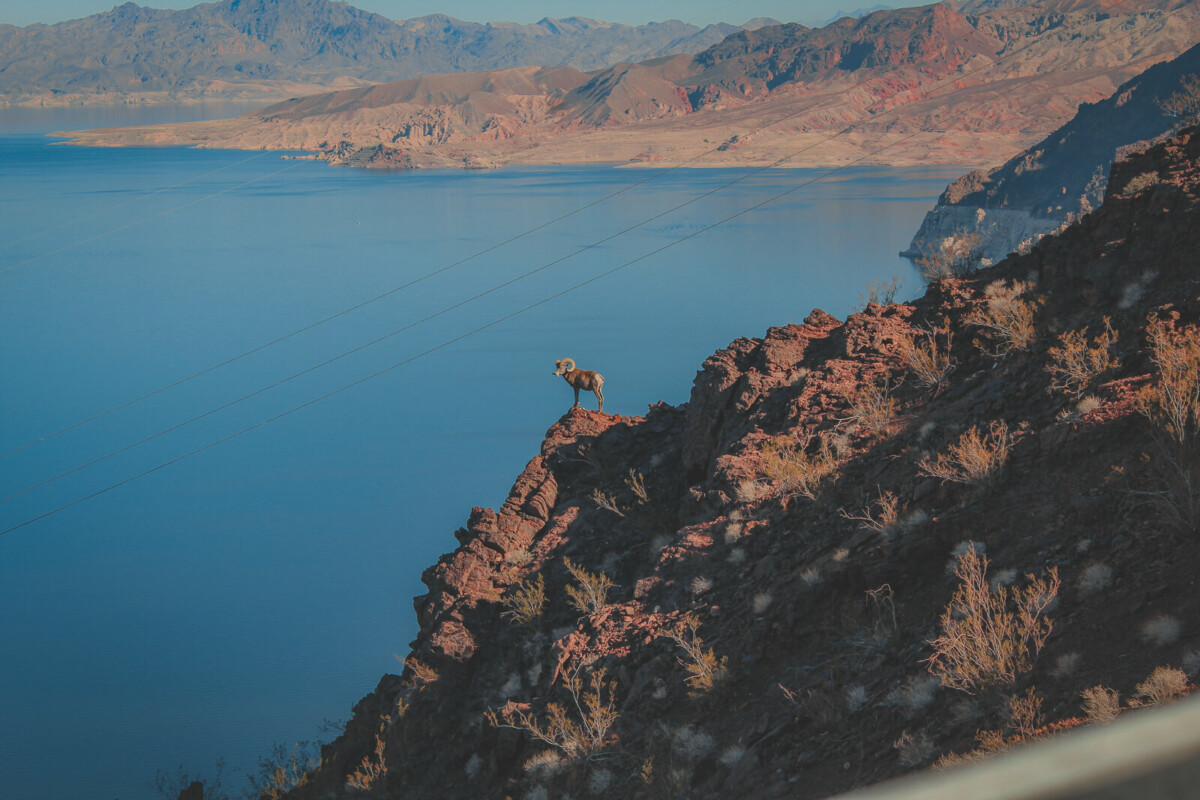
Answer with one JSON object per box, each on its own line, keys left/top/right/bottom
{"left": 561, "top": 358, "right": 575, "bottom": 370}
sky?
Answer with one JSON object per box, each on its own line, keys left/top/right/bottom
{"left": 0, "top": 0, "right": 906, "bottom": 29}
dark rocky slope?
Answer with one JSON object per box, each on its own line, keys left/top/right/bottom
{"left": 257, "top": 127, "right": 1200, "bottom": 799}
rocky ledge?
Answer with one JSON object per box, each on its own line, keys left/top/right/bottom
{"left": 255, "top": 126, "right": 1200, "bottom": 800}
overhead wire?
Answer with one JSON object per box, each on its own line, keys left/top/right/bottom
{"left": 0, "top": 0, "right": 1100, "bottom": 462}
{"left": 0, "top": 150, "right": 270, "bottom": 252}
{"left": 1, "top": 2, "right": 1190, "bottom": 535}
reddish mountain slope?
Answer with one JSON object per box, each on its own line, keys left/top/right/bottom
{"left": 250, "top": 124, "right": 1200, "bottom": 800}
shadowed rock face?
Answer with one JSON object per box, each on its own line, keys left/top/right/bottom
{"left": 906, "top": 39, "right": 1200, "bottom": 265}
{"left": 261, "top": 126, "right": 1200, "bottom": 800}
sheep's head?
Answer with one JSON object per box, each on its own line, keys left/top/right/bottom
{"left": 553, "top": 358, "right": 575, "bottom": 376}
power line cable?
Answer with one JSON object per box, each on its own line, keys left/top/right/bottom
{"left": 3, "top": 3, "right": 1190, "bottom": 533}
{"left": 2, "top": 2, "right": 1179, "bottom": 535}
{"left": 0, "top": 0, "right": 1101, "bottom": 460}
{"left": 0, "top": 150, "right": 270, "bottom": 251}
{"left": 0, "top": 162, "right": 305, "bottom": 276}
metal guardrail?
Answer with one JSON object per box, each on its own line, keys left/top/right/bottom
{"left": 834, "top": 695, "right": 1200, "bottom": 800}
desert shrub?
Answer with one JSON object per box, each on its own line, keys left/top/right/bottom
{"left": 1006, "top": 688, "right": 1045, "bottom": 738}
{"left": 886, "top": 674, "right": 941, "bottom": 716}
{"left": 1134, "top": 666, "right": 1189, "bottom": 706}
{"left": 927, "top": 545, "right": 1060, "bottom": 693}
{"left": 1136, "top": 319, "right": 1200, "bottom": 532}
{"left": 897, "top": 318, "right": 955, "bottom": 393}
{"left": 844, "top": 379, "right": 898, "bottom": 437}
{"left": 894, "top": 731, "right": 935, "bottom": 766}
{"left": 154, "top": 763, "right": 231, "bottom": 800}
{"left": 1046, "top": 317, "right": 1119, "bottom": 398}
{"left": 857, "top": 276, "right": 904, "bottom": 309}
{"left": 760, "top": 435, "right": 839, "bottom": 500}
{"left": 502, "top": 574, "right": 547, "bottom": 626}
{"left": 564, "top": 558, "right": 614, "bottom": 617}
{"left": 918, "top": 420, "right": 1013, "bottom": 487}
{"left": 1137, "top": 320, "right": 1200, "bottom": 447}
{"left": 1080, "top": 685, "right": 1120, "bottom": 724}
{"left": 1051, "top": 651, "right": 1082, "bottom": 679}
{"left": 665, "top": 614, "right": 728, "bottom": 694}
{"left": 966, "top": 280, "right": 1042, "bottom": 357}
{"left": 626, "top": 469, "right": 650, "bottom": 505}
{"left": 249, "top": 742, "right": 321, "bottom": 800}
{"left": 1140, "top": 614, "right": 1183, "bottom": 646}
{"left": 1121, "top": 171, "right": 1161, "bottom": 196}
{"left": 1158, "top": 73, "right": 1200, "bottom": 128}
{"left": 346, "top": 735, "right": 388, "bottom": 791}
{"left": 486, "top": 666, "right": 618, "bottom": 761}
{"left": 915, "top": 231, "right": 985, "bottom": 282}
{"left": 840, "top": 489, "right": 902, "bottom": 536}
{"left": 1076, "top": 562, "right": 1112, "bottom": 598}
{"left": 590, "top": 488, "right": 625, "bottom": 517}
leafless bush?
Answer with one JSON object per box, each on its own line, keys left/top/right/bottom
{"left": 665, "top": 614, "right": 728, "bottom": 694}
{"left": 1138, "top": 320, "right": 1200, "bottom": 447}
{"left": 894, "top": 731, "right": 935, "bottom": 766}
{"left": 918, "top": 421, "right": 1013, "bottom": 487}
{"left": 857, "top": 276, "right": 904, "bottom": 309}
{"left": 841, "top": 489, "right": 903, "bottom": 537}
{"left": 1007, "top": 688, "right": 1045, "bottom": 738}
{"left": 844, "top": 379, "right": 899, "bottom": 437}
{"left": 486, "top": 666, "right": 619, "bottom": 762}
{"left": 927, "top": 545, "right": 1060, "bottom": 692}
{"left": 760, "top": 435, "right": 839, "bottom": 501}
{"left": 915, "top": 231, "right": 985, "bottom": 282}
{"left": 564, "top": 559, "right": 614, "bottom": 617}
{"left": 502, "top": 574, "right": 547, "bottom": 626}
{"left": 346, "top": 735, "right": 388, "bottom": 791}
{"left": 1158, "top": 73, "right": 1200, "bottom": 128}
{"left": 898, "top": 319, "right": 955, "bottom": 393}
{"left": 1046, "top": 317, "right": 1119, "bottom": 398}
{"left": 966, "top": 280, "right": 1042, "bottom": 358}
{"left": 249, "top": 743, "right": 320, "bottom": 800}
{"left": 1081, "top": 686, "right": 1120, "bottom": 724}
{"left": 1134, "top": 666, "right": 1189, "bottom": 707}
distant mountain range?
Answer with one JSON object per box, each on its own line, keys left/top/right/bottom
{"left": 0, "top": 0, "right": 778, "bottom": 107}
{"left": 58, "top": 0, "right": 1200, "bottom": 174}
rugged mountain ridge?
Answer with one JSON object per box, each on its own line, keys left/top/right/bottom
{"left": 59, "top": 0, "right": 1200, "bottom": 171}
{"left": 904, "top": 39, "right": 1200, "bottom": 266}
{"left": 250, "top": 126, "right": 1200, "bottom": 799}
{"left": 0, "top": 0, "right": 764, "bottom": 107}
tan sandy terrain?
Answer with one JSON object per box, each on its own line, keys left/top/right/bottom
{"left": 53, "top": 1, "right": 1200, "bottom": 170}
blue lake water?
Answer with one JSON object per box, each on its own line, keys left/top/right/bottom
{"left": 0, "top": 105, "right": 965, "bottom": 799}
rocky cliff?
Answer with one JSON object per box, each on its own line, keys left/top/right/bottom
{"left": 56, "top": 0, "right": 1200, "bottom": 171}
{"left": 904, "top": 38, "right": 1200, "bottom": 265}
{"left": 243, "top": 126, "right": 1200, "bottom": 799}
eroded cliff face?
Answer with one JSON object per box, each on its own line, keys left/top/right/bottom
{"left": 264, "top": 127, "right": 1200, "bottom": 800}
{"left": 904, "top": 39, "right": 1200, "bottom": 265}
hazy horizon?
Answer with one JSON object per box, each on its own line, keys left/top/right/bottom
{"left": 0, "top": 0, "right": 905, "bottom": 30}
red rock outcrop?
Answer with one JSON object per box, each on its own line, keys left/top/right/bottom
{"left": 276, "top": 128, "right": 1200, "bottom": 800}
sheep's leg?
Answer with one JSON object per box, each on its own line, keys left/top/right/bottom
{"left": 594, "top": 385, "right": 604, "bottom": 413}
{"left": 573, "top": 385, "right": 581, "bottom": 407}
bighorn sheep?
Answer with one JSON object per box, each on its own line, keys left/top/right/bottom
{"left": 553, "top": 358, "right": 605, "bottom": 413}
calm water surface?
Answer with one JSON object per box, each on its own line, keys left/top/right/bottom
{"left": 0, "top": 105, "right": 964, "bottom": 799}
